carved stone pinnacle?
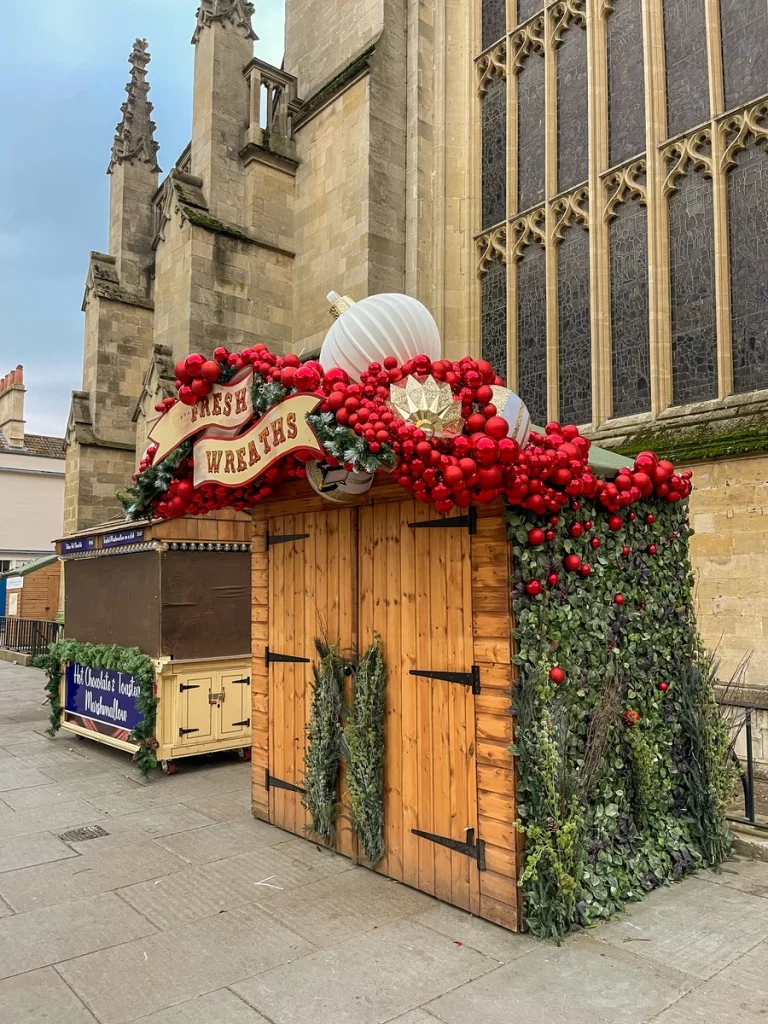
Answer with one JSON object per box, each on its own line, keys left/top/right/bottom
{"left": 192, "top": 0, "right": 258, "bottom": 43}
{"left": 108, "top": 38, "right": 161, "bottom": 174}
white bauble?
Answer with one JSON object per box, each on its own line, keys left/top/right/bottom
{"left": 306, "top": 461, "right": 374, "bottom": 503}
{"left": 490, "top": 386, "right": 532, "bottom": 448}
{"left": 320, "top": 291, "right": 441, "bottom": 381}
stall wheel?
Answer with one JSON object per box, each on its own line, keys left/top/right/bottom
{"left": 161, "top": 760, "right": 178, "bottom": 775}
{"left": 238, "top": 747, "right": 252, "bottom": 762}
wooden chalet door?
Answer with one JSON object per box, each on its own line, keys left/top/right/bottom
{"left": 358, "top": 500, "right": 481, "bottom": 915}
{"left": 266, "top": 508, "right": 357, "bottom": 859}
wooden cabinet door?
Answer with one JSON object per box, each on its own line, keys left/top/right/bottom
{"left": 177, "top": 667, "right": 216, "bottom": 747}
{"left": 267, "top": 509, "right": 357, "bottom": 858}
{"left": 358, "top": 500, "right": 481, "bottom": 916}
{"left": 218, "top": 669, "right": 251, "bottom": 740}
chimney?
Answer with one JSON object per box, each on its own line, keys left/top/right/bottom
{"left": 0, "top": 365, "right": 25, "bottom": 447}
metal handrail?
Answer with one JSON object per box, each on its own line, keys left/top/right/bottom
{"left": 720, "top": 694, "right": 768, "bottom": 833}
{"left": 0, "top": 617, "right": 62, "bottom": 657}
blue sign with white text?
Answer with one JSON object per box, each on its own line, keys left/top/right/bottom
{"left": 61, "top": 536, "right": 97, "bottom": 554}
{"left": 64, "top": 663, "right": 144, "bottom": 732}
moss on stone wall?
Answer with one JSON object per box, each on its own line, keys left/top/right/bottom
{"left": 613, "top": 412, "right": 768, "bottom": 464}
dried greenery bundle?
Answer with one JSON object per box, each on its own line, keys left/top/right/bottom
{"left": 343, "top": 633, "right": 387, "bottom": 865}
{"left": 303, "top": 636, "right": 345, "bottom": 844}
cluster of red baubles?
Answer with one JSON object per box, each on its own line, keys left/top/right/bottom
{"left": 141, "top": 345, "right": 693, "bottom": 522}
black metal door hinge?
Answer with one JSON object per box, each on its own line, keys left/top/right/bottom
{"left": 179, "top": 727, "right": 200, "bottom": 737}
{"left": 232, "top": 718, "right": 250, "bottom": 727}
{"left": 408, "top": 506, "right": 477, "bottom": 535}
{"left": 265, "top": 648, "right": 311, "bottom": 667}
{"left": 410, "top": 665, "right": 481, "bottom": 695}
{"left": 265, "top": 770, "right": 306, "bottom": 795}
{"left": 179, "top": 683, "right": 200, "bottom": 693}
{"left": 266, "top": 532, "right": 310, "bottom": 550}
{"left": 412, "top": 827, "right": 486, "bottom": 870}
{"left": 232, "top": 677, "right": 250, "bottom": 685}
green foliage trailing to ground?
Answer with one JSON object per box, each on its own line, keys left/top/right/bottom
{"left": 38, "top": 640, "right": 158, "bottom": 775}
{"left": 506, "top": 498, "right": 736, "bottom": 940}
{"left": 343, "top": 633, "right": 387, "bottom": 865}
{"left": 303, "top": 637, "right": 346, "bottom": 843}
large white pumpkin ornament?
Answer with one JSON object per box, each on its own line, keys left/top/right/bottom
{"left": 320, "top": 291, "right": 441, "bottom": 381}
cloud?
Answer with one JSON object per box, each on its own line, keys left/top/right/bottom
{"left": 0, "top": 0, "right": 285, "bottom": 437}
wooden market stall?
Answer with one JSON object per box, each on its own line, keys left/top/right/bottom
{"left": 1, "top": 554, "right": 61, "bottom": 621}
{"left": 249, "top": 479, "right": 524, "bottom": 931}
{"left": 55, "top": 511, "right": 253, "bottom": 772}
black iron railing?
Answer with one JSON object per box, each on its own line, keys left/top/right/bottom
{"left": 0, "top": 617, "right": 62, "bottom": 657}
{"left": 721, "top": 693, "right": 768, "bottom": 833}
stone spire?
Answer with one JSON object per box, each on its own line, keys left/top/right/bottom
{"left": 109, "top": 39, "right": 161, "bottom": 174}
{"left": 192, "top": 0, "right": 258, "bottom": 43}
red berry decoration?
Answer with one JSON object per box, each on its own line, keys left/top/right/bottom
{"left": 622, "top": 545, "right": 631, "bottom": 556}
{"left": 525, "top": 580, "right": 543, "bottom": 596}
{"left": 579, "top": 564, "right": 592, "bottom": 577}
{"left": 549, "top": 666, "right": 566, "bottom": 685}
{"left": 584, "top": 520, "right": 593, "bottom": 530}
{"left": 545, "top": 530, "right": 556, "bottom": 542}
{"left": 547, "top": 573, "right": 559, "bottom": 586}
{"left": 564, "top": 554, "right": 582, "bottom": 573}
{"left": 646, "top": 513, "right": 656, "bottom": 524}
{"left": 590, "top": 538, "right": 601, "bottom": 549}
{"left": 608, "top": 515, "right": 623, "bottom": 531}
{"left": 569, "top": 522, "right": 584, "bottom": 538}
{"left": 528, "top": 528, "right": 546, "bottom": 546}
{"left": 657, "top": 681, "right": 669, "bottom": 692}
{"left": 647, "top": 544, "right": 657, "bottom": 555}
{"left": 614, "top": 594, "right": 625, "bottom": 605}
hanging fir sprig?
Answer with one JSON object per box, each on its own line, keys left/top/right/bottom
{"left": 343, "top": 632, "right": 387, "bottom": 865}
{"left": 308, "top": 412, "right": 397, "bottom": 475}
{"left": 119, "top": 440, "right": 194, "bottom": 522}
{"left": 303, "top": 637, "right": 346, "bottom": 844}
{"left": 252, "top": 373, "right": 289, "bottom": 416}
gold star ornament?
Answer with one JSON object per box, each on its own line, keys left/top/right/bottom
{"left": 388, "top": 375, "right": 463, "bottom": 438}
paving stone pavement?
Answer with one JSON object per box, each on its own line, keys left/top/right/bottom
{"left": 0, "top": 660, "right": 767, "bottom": 1023}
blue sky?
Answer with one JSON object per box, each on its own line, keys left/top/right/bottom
{"left": 0, "top": 0, "right": 284, "bottom": 437}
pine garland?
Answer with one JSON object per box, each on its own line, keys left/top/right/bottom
{"left": 307, "top": 412, "right": 397, "bottom": 475}
{"left": 303, "top": 637, "right": 346, "bottom": 843}
{"left": 119, "top": 440, "right": 194, "bottom": 522}
{"left": 38, "top": 640, "right": 159, "bottom": 775}
{"left": 343, "top": 633, "right": 387, "bottom": 865}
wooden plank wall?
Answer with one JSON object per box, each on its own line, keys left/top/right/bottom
{"left": 10, "top": 562, "right": 61, "bottom": 621}
{"left": 250, "top": 507, "right": 270, "bottom": 820}
{"left": 471, "top": 503, "right": 522, "bottom": 931}
{"left": 152, "top": 508, "right": 252, "bottom": 544}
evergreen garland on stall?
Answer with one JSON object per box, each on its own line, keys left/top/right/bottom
{"left": 120, "top": 440, "right": 194, "bottom": 521}
{"left": 303, "top": 638, "right": 346, "bottom": 843}
{"left": 39, "top": 640, "right": 159, "bottom": 776}
{"left": 343, "top": 633, "right": 387, "bottom": 865}
{"left": 307, "top": 411, "right": 397, "bottom": 475}
{"left": 506, "top": 498, "right": 736, "bottom": 940}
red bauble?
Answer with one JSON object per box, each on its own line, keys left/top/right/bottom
{"left": 474, "top": 436, "right": 498, "bottom": 465}
{"left": 632, "top": 471, "right": 653, "bottom": 498}
{"left": 177, "top": 480, "right": 195, "bottom": 501}
{"left": 647, "top": 544, "right": 657, "bottom": 555}
{"left": 178, "top": 386, "right": 196, "bottom": 406}
{"left": 528, "top": 528, "right": 546, "bottom": 546}
{"left": 443, "top": 465, "right": 464, "bottom": 488}
{"left": 549, "top": 666, "right": 566, "bottom": 685}
{"left": 657, "top": 681, "right": 669, "bottom": 692}
{"left": 191, "top": 378, "right": 212, "bottom": 398}
{"left": 465, "top": 413, "right": 486, "bottom": 434}
{"left": 213, "top": 346, "right": 229, "bottom": 362}
{"left": 200, "top": 360, "right": 222, "bottom": 383}
{"left": 622, "top": 545, "right": 631, "bottom": 556}
{"left": 564, "top": 554, "right": 582, "bottom": 572}
{"left": 614, "top": 594, "right": 625, "bottom": 605}
{"left": 294, "top": 366, "right": 319, "bottom": 391}
{"left": 590, "top": 538, "right": 601, "bottom": 549}
{"left": 459, "top": 457, "right": 477, "bottom": 477}
{"left": 579, "top": 564, "right": 592, "bottom": 577}
{"left": 174, "top": 359, "right": 191, "bottom": 384}
{"left": 545, "top": 530, "right": 555, "bottom": 541}
{"left": 608, "top": 515, "right": 623, "bottom": 531}
{"left": 185, "top": 353, "right": 205, "bottom": 378}
{"left": 569, "top": 522, "right": 584, "bottom": 538}
{"left": 484, "top": 416, "right": 510, "bottom": 440}
{"left": 547, "top": 572, "right": 559, "bottom": 586}
{"left": 646, "top": 513, "right": 656, "bottom": 524}
{"left": 526, "top": 580, "right": 543, "bottom": 596}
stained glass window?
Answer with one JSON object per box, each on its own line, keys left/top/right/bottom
{"left": 720, "top": 0, "right": 768, "bottom": 111}
{"left": 482, "top": 76, "right": 507, "bottom": 229}
{"left": 517, "top": 239, "right": 548, "bottom": 424}
{"left": 728, "top": 138, "right": 768, "bottom": 393}
{"left": 518, "top": 50, "right": 545, "bottom": 212}
{"left": 481, "top": 257, "right": 508, "bottom": 378}
{"left": 609, "top": 196, "right": 651, "bottom": 416}
{"left": 669, "top": 165, "right": 717, "bottom": 404}
{"left": 607, "top": 0, "right": 646, "bottom": 168}
{"left": 557, "top": 20, "right": 588, "bottom": 193}
{"left": 558, "top": 223, "right": 592, "bottom": 424}
{"left": 482, "top": 0, "right": 506, "bottom": 51}
{"left": 663, "top": 0, "right": 709, "bottom": 139}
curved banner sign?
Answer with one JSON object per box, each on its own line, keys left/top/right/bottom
{"left": 193, "top": 393, "right": 324, "bottom": 488}
{"left": 149, "top": 367, "right": 254, "bottom": 463}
